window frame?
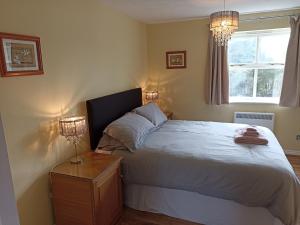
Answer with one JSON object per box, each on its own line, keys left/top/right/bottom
{"left": 228, "top": 28, "right": 290, "bottom": 104}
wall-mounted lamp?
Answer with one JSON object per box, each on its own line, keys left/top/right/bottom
{"left": 59, "top": 116, "right": 86, "bottom": 164}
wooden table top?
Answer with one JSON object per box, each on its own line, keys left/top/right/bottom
{"left": 50, "top": 151, "right": 122, "bottom": 180}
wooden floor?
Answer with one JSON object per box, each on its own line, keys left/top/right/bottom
{"left": 118, "top": 207, "right": 202, "bottom": 225}
{"left": 117, "top": 155, "right": 300, "bottom": 225}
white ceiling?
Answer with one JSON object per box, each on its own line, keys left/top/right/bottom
{"left": 100, "top": 0, "right": 300, "bottom": 23}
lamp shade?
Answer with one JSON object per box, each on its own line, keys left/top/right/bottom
{"left": 210, "top": 10, "right": 239, "bottom": 46}
{"left": 145, "top": 91, "right": 159, "bottom": 101}
{"left": 59, "top": 116, "right": 86, "bottom": 138}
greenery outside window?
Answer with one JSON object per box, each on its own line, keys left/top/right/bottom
{"left": 228, "top": 28, "right": 290, "bottom": 104}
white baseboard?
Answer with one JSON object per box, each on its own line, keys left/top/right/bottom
{"left": 284, "top": 149, "right": 300, "bottom": 156}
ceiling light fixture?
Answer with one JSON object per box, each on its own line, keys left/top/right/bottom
{"left": 210, "top": 0, "right": 239, "bottom": 46}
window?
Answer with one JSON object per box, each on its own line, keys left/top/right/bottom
{"left": 228, "top": 28, "right": 290, "bottom": 103}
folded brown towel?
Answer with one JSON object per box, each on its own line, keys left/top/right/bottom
{"left": 235, "top": 127, "right": 268, "bottom": 145}
{"left": 243, "top": 130, "right": 259, "bottom": 137}
{"left": 246, "top": 127, "right": 257, "bottom": 132}
{"left": 234, "top": 134, "right": 268, "bottom": 145}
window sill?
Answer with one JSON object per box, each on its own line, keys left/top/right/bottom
{"left": 229, "top": 97, "right": 279, "bottom": 105}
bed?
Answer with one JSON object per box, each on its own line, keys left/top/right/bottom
{"left": 86, "top": 88, "right": 300, "bottom": 225}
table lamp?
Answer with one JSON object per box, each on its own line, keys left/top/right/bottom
{"left": 145, "top": 91, "right": 159, "bottom": 102}
{"left": 59, "top": 116, "right": 86, "bottom": 164}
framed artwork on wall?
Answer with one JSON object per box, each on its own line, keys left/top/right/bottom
{"left": 166, "top": 50, "right": 186, "bottom": 69}
{"left": 0, "top": 32, "right": 43, "bottom": 77}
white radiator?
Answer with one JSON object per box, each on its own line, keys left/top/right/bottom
{"left": 234, "top": 112, "right": 275, "bottom": 131}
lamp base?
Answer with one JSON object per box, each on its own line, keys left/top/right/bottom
{"left": 70, "top": 156, "right": 83, "bottom": 164}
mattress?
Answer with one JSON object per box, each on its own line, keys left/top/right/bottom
{"left": 111, "top": 120, "right": 300, "bottom": 225}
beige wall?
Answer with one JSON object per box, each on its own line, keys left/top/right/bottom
{"left": 147, "top": 9, "right": 300, "bottom": 151}
{"left": 1, "top": 2, "right": 300, "bottom": 225}
{"left": 0, "top": 0, "right": 147, "bottom": 225}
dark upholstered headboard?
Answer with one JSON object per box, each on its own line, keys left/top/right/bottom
{"left": 86, "top": 88, "right": 143, "bottom": 150}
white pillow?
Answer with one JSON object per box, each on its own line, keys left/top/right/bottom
{"left": 133, "top": 103, "right": 167, "bottom": 126}
{"left": 104, "top": 112, "right": 155, "bottom": 151}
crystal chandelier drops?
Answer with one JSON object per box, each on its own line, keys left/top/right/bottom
{"left": 209, "top": 0, "right": 239, "bottom": 46}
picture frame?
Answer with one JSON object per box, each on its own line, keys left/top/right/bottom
{"left": 166, "top": 50, "right": 186, "bottom": 69}
{"left": 0, "top": 32, "right": 43, "bottom": 77}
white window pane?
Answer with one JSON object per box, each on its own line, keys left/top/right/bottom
{"left": 228, "top": 36, "right": 257, "bottom": 64}
{"left": 229, "top": 68, "right": 254, "bottom": 97}
{"left": 257, "top": 33, "right": 290, "bottom": 63}
{"left": 256, "top": 69, "right": 284, "bottom": 97}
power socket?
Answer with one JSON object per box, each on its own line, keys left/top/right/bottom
{"left": 297, "top": 135, "right": 300, "bottom": 141}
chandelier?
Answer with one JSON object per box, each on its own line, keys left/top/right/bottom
{"left": 210, "top": 0, "right": 239, "bottom": 46}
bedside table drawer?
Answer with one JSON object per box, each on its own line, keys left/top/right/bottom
{"left": 52, "top": 175, "right": 92, "bottom": 203}
{"left": 51, "top": 175, "right": 94, "bottom": 225}
{"left": 53, "top": 200, "right": 93, "bottom": 225}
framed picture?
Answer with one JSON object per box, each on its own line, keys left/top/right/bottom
{"left": 0, "top": 32, "right": 43, "bottom": 77}
{"left": 166, "top": 50, "right": 186, "bottom": 69}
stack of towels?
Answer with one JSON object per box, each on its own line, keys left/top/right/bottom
{"left": 234, "top": 126, "right": 268, "bottom": 145}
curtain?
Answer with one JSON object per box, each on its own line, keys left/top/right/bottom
{"left": 206, "top": 32, "right": 229, "bottom": 105}
{"left": 279, "top": 16, "right": 300, "bottom": 107}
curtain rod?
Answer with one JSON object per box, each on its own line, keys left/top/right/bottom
{"left": 240, "top": 13, "right": 300, "bottom": 22}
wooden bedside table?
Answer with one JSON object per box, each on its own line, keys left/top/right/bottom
{"left": 164, "top": 111, "right": 173, "bottom": 120}
{"left": 50, "top": 152, "right": 123, "bottom": 225}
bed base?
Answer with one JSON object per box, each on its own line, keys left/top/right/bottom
{"left": 124, "top": 184, "right": 284, "bottom": 225}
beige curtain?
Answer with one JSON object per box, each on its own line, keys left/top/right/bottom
{"left": 280, "top": 16, "right": 300, "bottom": 107}
{"left": 206, "top": 32, "right": 229, "bottom": 105}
